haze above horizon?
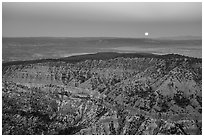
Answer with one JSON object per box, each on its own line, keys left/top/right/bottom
{"left": 2, "top": 2, "right": 202, "bottom": 38}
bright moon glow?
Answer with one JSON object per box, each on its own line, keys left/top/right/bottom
{"left": 145, "top": 32, "right": 149, "bottom": 36}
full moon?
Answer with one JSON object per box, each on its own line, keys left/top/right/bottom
{"left": 145, "top": 32, "right": 149, "bottom": 36}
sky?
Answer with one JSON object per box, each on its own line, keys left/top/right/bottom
{"left": 2, "top": 2, "right": 202, "bottom": 38}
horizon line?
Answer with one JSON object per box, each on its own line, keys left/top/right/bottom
{"left": 2, "top": 35, "right": 202, "bottom": 39}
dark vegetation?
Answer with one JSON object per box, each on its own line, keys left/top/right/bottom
{"left": 3, "top": 52, "right": 201, "bottom": 68}
{"left": 2, "top": 52, "right": 202, "bottom": 135}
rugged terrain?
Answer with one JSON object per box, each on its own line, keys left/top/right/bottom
{"left": 2, "top": 52, "right": 202, "bottom": 135}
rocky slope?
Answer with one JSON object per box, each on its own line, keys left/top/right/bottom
{"left": 2, "top": 52, "right": 202, "bottom": 135}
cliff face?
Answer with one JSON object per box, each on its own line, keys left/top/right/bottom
{"left": 2, "top": 53, "right": 202, "bottom": 135}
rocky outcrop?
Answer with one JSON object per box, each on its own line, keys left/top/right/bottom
{"left": 2, "top": 53, "right": 202, "bottom": 135}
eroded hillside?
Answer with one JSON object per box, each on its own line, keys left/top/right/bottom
{"left": 2, "top": 53, "right": 202, "bottom": 135}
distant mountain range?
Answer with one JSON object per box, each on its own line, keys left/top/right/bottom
{"left": 3, "top": 36, "right": 202, "bottom": 62}
{"left": 3, "top": 35, "right": 202, "bottom": 40}
{"left": 156, "top": 35, "right": 202, "bottom": 40}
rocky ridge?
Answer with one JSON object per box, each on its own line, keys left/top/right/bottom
{"left": 2, "top": 52, "right": 202, "bottom": 135}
